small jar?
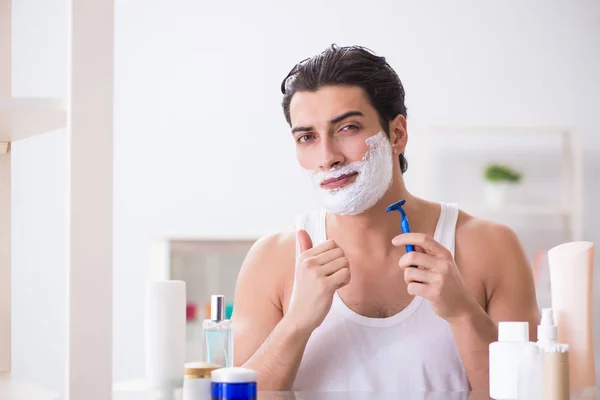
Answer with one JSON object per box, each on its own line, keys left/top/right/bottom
{"left": 182, "top": 362, "right": 220, "bottom": 400}
{"left": 211, "top": 367, "right": 257, "bottom": 400}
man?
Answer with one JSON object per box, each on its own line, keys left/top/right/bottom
{"left": 231, "top": 44, "right": 540, "bottom": 392}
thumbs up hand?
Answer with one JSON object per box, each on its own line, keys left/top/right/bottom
{"left": 286, "top": 230, "right": 350, "bottom": 333}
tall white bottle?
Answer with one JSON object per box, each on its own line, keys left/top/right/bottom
{"left": 145, "top": 280, "right": 187, "bottom": 397}
{"left": 489, "top": 321, "right": 530, "bottom": 400}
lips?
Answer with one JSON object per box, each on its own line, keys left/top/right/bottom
{"left": 321, "top": 172, "right": 359, "bottom": 190}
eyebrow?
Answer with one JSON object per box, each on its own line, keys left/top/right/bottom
{"left": 291, "top": 110, "right": 365, "bottom": 134}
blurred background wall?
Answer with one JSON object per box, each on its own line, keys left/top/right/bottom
{"left": 10, "top": 0, "right": 600, "bottom": 395}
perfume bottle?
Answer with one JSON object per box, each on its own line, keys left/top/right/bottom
{"left": 203, "top": 295, "right": 233, "bottom": 367}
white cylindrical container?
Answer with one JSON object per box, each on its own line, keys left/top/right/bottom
{"left": 145, "top": 280, "right": 187, "bottom": 396}
{"left": 211, "top": 367, "right": 258, "bottom": 400}
{"left": 182, "top": 362, "right": 221, "bottom": 400}
{"left": 490, "top": 321, "right": 530, "bottom": 400}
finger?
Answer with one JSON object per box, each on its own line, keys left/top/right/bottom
{"left": 297, "top": 229, "right": 313, "bottom": 253}
{"left": 406, "top": 281, "right": 431, "bottom": 297}
{"left": 392, "top": 233, "right": 451, "bottom": 259}
{"left": 313, "top": 247, "right": 345, "bottom": 266}
{"left": 326, "top": 267, "right": 351, "bottom": 290}
{"left": 404, "top": 266, "right": 439, "bottom": 285}
{"left": 398, "top": 251, "right": 440, "bottom": 271}
{"left": 319, "top": 257, "right": 349, "bottom": 276}
{"left": 298, "top": 236, "right": 338, "bottom": 258}
{"left": 303, "top": 239, "right": 339, "bottom": 258}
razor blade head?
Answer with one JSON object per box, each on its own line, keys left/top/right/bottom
{"left": 386, "top": 199, "right": 406, "bottom": 213}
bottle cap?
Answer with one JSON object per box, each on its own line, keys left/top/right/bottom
{"left": 538, "top": 308, "right": 557, "bottom": 342}
{"left": 211, "top": 367, "right": 257, "bottom": 383}
{"left": 498, "top": 321, "right": 529, "bottom": 342}
{"left": 211, "top": 295, "right": 225, "bottom": 321}
{"left": 184, "top": 361, "right": 221, "bottom": 379}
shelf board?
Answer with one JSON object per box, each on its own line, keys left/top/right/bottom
{"left": 113, "top": 379, "right": 147, "bottom": 392}
{"left": 113, "top": 379, "right": 184, "bottom": 400}
{"left": 427, "top": 125, "right": 574, "bottom": 135}
{"left": 462, "top": 204, "right": 571, "bottom": 217}
{"left": 0, "top": 373, "right": 59, "bottom": 400}
{"left": 0, "top": 97, "right": 66, "bottom": 142}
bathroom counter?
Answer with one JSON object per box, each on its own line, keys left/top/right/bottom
{"left": 113, "top": 389, "right": 599, "bottom": 400}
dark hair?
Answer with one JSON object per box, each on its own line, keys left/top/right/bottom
{"left": 281, "top": 44, "right": 408, "bottom": 173}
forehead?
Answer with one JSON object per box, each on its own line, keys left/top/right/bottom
{"left": 289, "top": 85, "right": 377, "bottom": 127}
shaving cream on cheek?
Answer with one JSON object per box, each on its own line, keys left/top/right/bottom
{"left": 306, "top": 131, "right": 394, "bottom": 215}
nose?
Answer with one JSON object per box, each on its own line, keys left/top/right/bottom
{"left": 320, "top": 136, "right": 345, "bottom": 171}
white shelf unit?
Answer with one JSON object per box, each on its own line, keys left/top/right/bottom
{"left": 1, "top": 1, "right": 113, "bottom": 399}
{"left": 0, "top": 98, "right": 66, "bottom": 142}
{"left": 421, "top": 125, "right": 583, "bottom": 242}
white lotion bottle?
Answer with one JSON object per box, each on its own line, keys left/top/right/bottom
{"left": 145, "top": 280, "right": 186, "bottom": 398}
{"left": 518, "top": 342, "right": 543, "bottom": 400}
{"left": 490, "top": 321, "right": 530, "bottom": 400}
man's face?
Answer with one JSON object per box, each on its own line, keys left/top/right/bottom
{"left": 289, "top": 85, "right": 386, "bottom": 191}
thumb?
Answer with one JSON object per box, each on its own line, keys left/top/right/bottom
{"left": 296, "top": 229, "right": 313, "bottom": 254}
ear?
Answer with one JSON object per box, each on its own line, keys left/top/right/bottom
{"left": 388, "top": 114, "right": 408, "bottom": 155}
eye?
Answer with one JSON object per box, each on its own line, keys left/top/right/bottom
{"left": 340, "top": 124, "right": 359, "bottom": 132}
{"left": 297, "top": 134, "right": 314, "bottom": 143}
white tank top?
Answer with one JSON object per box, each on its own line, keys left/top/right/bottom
{"left": 291, "top": 203, "right": 470, "bottom": 391}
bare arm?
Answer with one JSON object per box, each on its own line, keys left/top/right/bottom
{"left": 232, "top": 232, "right": 311, "bottom": 390}
{"left": 232, "top": 229, "right": 350, "bottom": 390}
{"left": 450, "top": 222, "right": 540, "bottom": 390}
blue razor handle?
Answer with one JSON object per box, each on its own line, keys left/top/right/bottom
{"left": 401, "top": 218, "right": 416, "bottom": 253}
{"left": 386, "top": 199, "right": 417, "bottom": 267}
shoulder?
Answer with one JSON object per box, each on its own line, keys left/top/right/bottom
{"left": 456, "top": 210, "right": 522, "bottom": 252}
{"left": 241, "top": 230, "right": 296, "bottom": 273}
{"left": 454, "top": 210, "right": 529, "bottom": 285}
{"left": 236, "top": 230, "right": 297, "bottom": 303}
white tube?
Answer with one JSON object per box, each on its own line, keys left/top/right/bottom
{"left": 145, "top": 280, "right": 187, "bottom": 395}
{"left": 548, "top": 241, "right": 596, "bottom": 390}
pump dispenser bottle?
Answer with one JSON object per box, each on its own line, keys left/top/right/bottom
{"left": 537, "top": 308, "right": 558, "bottom": 350}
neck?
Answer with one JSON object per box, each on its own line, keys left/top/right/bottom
{"left": 327, "top": 175, "right": 425, "bottom": 256}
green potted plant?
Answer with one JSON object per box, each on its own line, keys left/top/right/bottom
{"left": 483, "top": 163, "right": 523, "bottom": 208}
